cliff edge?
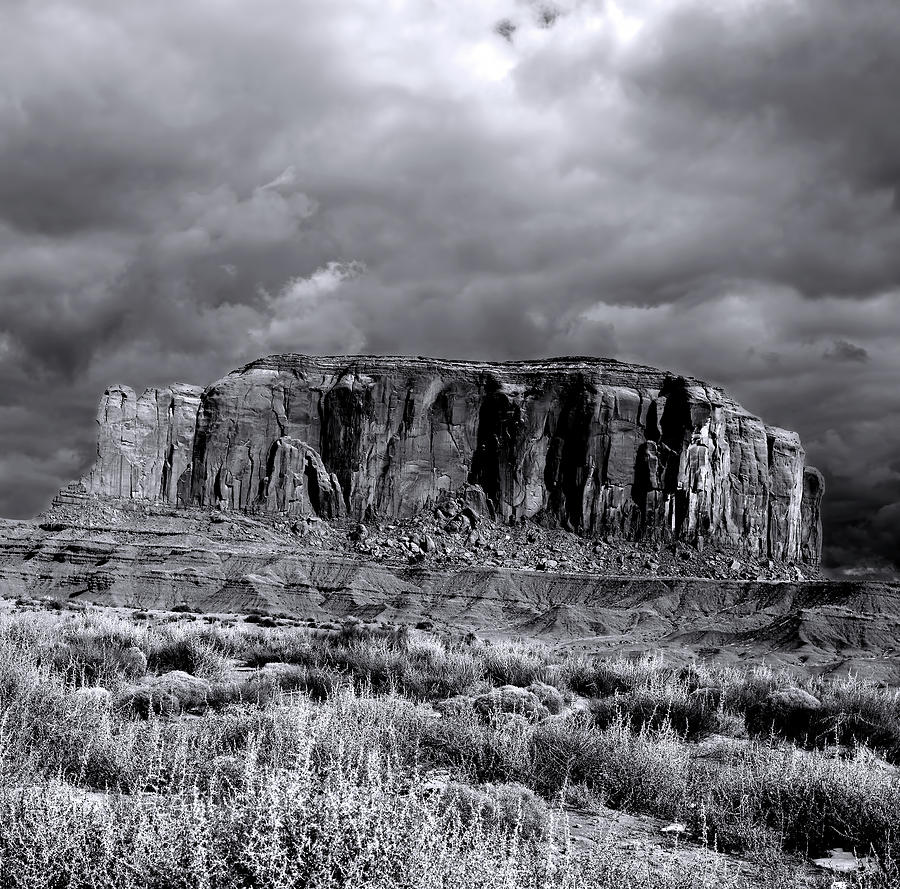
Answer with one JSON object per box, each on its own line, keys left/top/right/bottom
{"left": 80, "top": 354, "right": 824, "bottom": 564}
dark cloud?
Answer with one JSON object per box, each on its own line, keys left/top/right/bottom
{"left": 495, "top": 19, "right": 517, "bottom": 42}
{"left": 0, "top": 0, "right": 898, "bottom": 573}
{"left": 824, "top": 339, "right": 870, "bottom": 364}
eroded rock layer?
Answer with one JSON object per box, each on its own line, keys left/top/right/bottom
{"left": 3, "top": 511, "right": 895, "bottom": 680}
{"left": 81, "top": 355, "right": 823, "bottom": 563}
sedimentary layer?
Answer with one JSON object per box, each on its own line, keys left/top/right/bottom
{"left": 0, "top": 511, "right": 893, "bottom": 680}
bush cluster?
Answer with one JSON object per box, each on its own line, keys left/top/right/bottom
{"left": 0, "top": 608, "right": 898, "bottom": 886}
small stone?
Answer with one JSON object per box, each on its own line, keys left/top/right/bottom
{"left": 811, "top": 849, "right": 870, "bottom": 874}
{"left": 461, "top": 506, "right": 480, "bottom": 526}
{"left": 447, "top": 513, "right": 475, "bottom": 533}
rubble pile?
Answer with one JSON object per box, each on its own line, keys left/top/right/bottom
{"left": 42, "top": 489, "right": 820, "bottom": 582}
{"left": 336, "top": 491, "right": 820, "bottom": 582}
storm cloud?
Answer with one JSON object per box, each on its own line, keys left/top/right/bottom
{"left": 1, "top": 0, "right": 898, "bottom": 573}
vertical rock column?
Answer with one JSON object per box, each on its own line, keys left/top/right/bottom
{"left": 83, "top": 384, "right": 202, "bottom": 502}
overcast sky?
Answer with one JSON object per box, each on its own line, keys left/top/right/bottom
{"left": 1, "top": 0, "right": 899, "bottom": 574}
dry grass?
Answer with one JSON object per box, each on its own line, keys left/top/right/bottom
{"left": 0, "top": 605, "right": 898, "bottom": 886}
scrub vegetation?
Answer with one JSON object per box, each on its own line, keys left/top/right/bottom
{"left": 0, "top": 600, "right": 897, "bottom": 888}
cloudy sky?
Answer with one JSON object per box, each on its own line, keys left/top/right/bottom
{"left": 1, "top": 0, "right": 898, "bottom": 573}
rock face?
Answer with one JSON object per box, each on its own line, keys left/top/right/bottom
{"left": 258, "top": 437, "right": 345, "bottom": 520}
{"left": 80, "top": 354, "right": 824, "bottom": 564}
{"left": 84, "top": 384, "right": 203, "bottom": 503}
{"left": 800, "top": 468, "right": 824, "bottom": 565}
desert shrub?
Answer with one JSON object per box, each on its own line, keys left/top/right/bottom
{"left": 63, "top": 615, "right": 147, "bottom": 651}
{"left": 0, "top": 768, "right": 598, "bottom": 889}
{"left": 6, "top": 609, "right": 900, "bottom": 882}
{"left": 197, "top": 753, "right": 248, "bottom": 796}
{"left": 527, "top": 681, "right": 565, "bottom": 715}
{"left": 811, "top": 681, "right": 900, "bottom": 756}
{"left": 327, "top": 642, "right": 409, "bottom": 693}
{"left": 334, "top": 619, "right": 411, "bottom": 651}
{"left": 250, "top": 635, "right": 483, "bottom": 701}
{"left": 117, "top": 671, "right": 212, "bottom": 718}
{"left": 401, "top": 639, "right": 483, "bottom": 700}
{"left": 723, "top": 667, "right": 781, "bottom": 716}
{"left": 737, "top": 676, "right": 900, "bottom": 758}
{"left": 481, "top": 642, "right": 550, "bottom": 688}
{"left": 293, "top": 665, "right": 344, "bottom": 702}
{"left": 147, "top": 627, "right": 229, "bottom": 679}
{"left": 238, "top": 629, "right": 316, "bottom": 668}
{"left": 472, "top": 686, "right": 548, "bottom": 721}
{"left": 419, "top": 711, "right": 531, "bottom": 785}
{"left": 675, "top": 662, "right": 715, "bottom": 691}
{"left": 47, "top": 639, "right": 147, "bottom": 687}
{"left": 336, "top": 617, "right": 375, "bottom": 645}
{"left": 591, "top": 689, "right": 721, "bottom": 740}
{"left": 562, "top": 658, "right": 632, "bottom": 697}
{"left": 437, "top": 781, "right": 549, "bottom": 841}
{"left": 217, "top": 664, "right": 347, "bottom": 704}
{"left": 0, "top": 666, "right": 71, "bottom": 780}
{"left": 530, "top": 713, "right": 692, "bottom": 817}
{"left": 529, "top": 714, "right": 600, "bottom": 793}
{"left": 206, "top": 675, "right": 287, "bottom": 709}
{"left": 692, "top": 744, "right": 900, "bottom": 857}
{"left": 744, "top": 686, "right": 822, "bottom": 743}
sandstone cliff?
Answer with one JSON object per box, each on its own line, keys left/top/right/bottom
{"left": 85, "top": 383, "right": 203, "bottom": 502}
{"left": 80, "top": 354, "right": 824, "bottom": 564}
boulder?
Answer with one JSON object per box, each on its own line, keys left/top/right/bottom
{"left": 461, "top": 506, "right": 480, "bottom": 527}
{"left": 812, "top": 848, "right": 872, "bottom": 875}
{"left": 350, "top": 523, "right": 369, "bottom": 542}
